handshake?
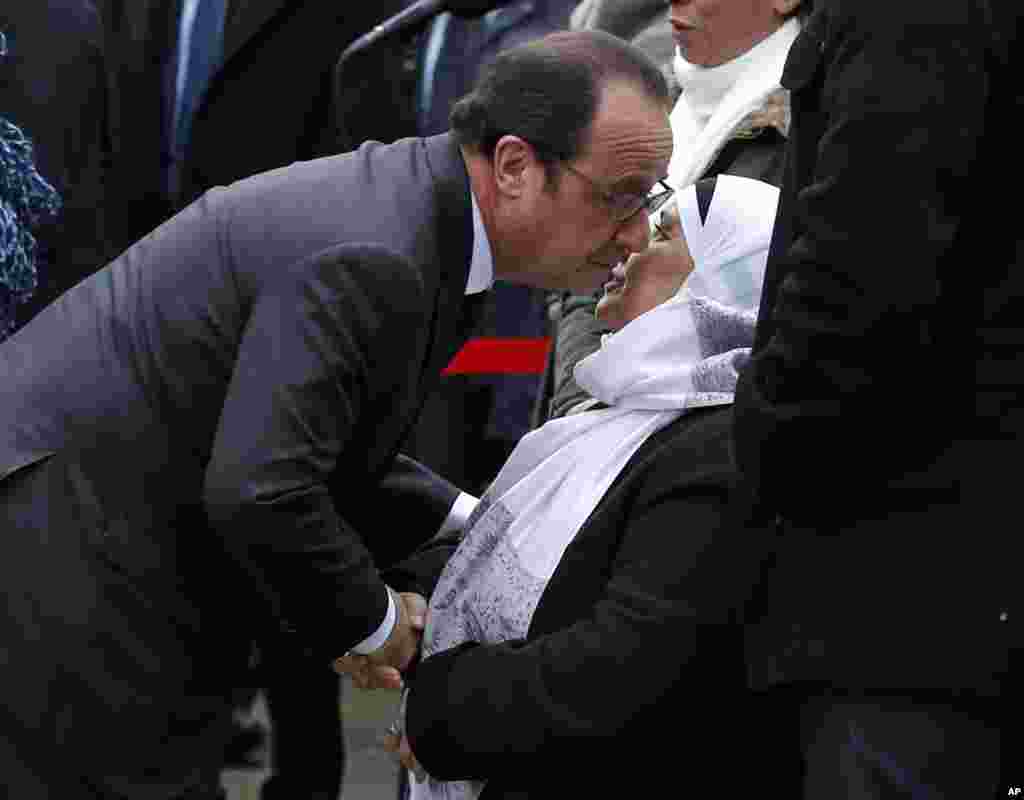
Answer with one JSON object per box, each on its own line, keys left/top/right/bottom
{"left": 331, "top": 586, "right": 427, "bottom": 691}
{"left": 332, "top": 587, "right": 429, "bottom": 780}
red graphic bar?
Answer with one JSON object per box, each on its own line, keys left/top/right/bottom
{"left": 443, "top": 337, "right": 552, "bottom": 375}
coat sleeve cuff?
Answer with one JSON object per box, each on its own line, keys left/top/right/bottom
{"left": 435, "top": 491, "right": 479, "bottom": 538}
{"left": 348, "top": 585, "right": 397, "bottom": 654}
{"left": 405, "top": 641, "right": 480, "bottom": 781}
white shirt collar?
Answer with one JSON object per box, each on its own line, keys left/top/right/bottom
{"left": 466, "top": 190, "right": 495, "bottom": 295}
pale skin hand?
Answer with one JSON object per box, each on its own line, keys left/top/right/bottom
{"left": 332, "top": 590, "right": 428, "bottom": 690}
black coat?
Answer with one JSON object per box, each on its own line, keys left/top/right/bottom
{"left": 734, "top": 0, "right": 1022, "bottom": 693}
{"left": 390, "top": 408, "right": 778, "bottom": 798}
{"left": 0, "top": 133, "right": 474, "bottom": 797}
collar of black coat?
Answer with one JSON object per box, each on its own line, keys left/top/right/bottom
{"left": 734, "top": 88, "right": 792, "bottom": 139}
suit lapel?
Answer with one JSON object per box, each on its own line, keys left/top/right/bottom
{"left": 99, "top": 0, "right": 175, "bottom": 52}
{"left": 219, "top": 0, "right": 290, "bottom": 72}
{"left": 361, "top": 133, "right": 473, "bottom": 479}
{"left": 459, "top": 292, "right": 489, "bottom": 340}
{"left": 422, "top": 133, "right": 476, "bottom": 374}
{"left": 100, "top": 0, "right": 180, "bottom": 239}
{"left": 102, "top": 0, "right": 179, "bottom": 90}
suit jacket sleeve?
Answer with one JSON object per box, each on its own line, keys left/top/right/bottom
{"left": 405, "top": 421, "right": 764, "bottom": 781}
{"left": 364, "top": 454, "right": 465, "bottom": 610}
{"left": 203, "top": 243, "right": 430, "bottom": 661}
{"left": 379, "top": 530, "right": 462, "bottom": 603}
{"left": 734, "top": 3, "right": 991, "bottom": 512}
{"left": 353, "top": 453, "right": 463, "bottom": 579}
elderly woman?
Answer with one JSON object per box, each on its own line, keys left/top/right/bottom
{"left": 537, "top": 0, "right": 808, "bottom": 423}
{"left": 346, "top": 174, "right": 782, "bottom": 799}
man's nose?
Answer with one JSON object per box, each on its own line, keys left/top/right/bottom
{"left": 612, "top": 210, "right": 651, "bottom": 255}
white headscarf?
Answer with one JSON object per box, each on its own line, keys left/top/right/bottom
{"left": 677, "top": 173, "right": 780, "bottom": 311}
{"left": 411, "top": 175, "right": 780, "bottom": 800}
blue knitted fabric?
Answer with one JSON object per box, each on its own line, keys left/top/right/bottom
{"left": 1, "top": 31, "right": 62, "bottom": 340}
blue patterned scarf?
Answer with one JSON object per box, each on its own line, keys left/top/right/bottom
{"left": 1, "top": 31, "right": 62, "bottom": 340}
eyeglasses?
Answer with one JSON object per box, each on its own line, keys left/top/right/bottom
{"left": 651, "top": 197, "right": 680, "bottom": 242}
{"left": 563, "top": 164, "right": 675, "bottom": 225}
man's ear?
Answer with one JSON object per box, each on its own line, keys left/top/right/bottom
{"left": 774, "top": 0, "right": 802, "bottom": 16}
{"left": 492, "top": 135, "right": 540, "bottom": 198}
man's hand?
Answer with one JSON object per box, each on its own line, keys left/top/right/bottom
{"left": 370, "top": 589, "right": 426, "bottom": 673}
{"left": 332, "top": 590, "right": 427, "bottom": 689}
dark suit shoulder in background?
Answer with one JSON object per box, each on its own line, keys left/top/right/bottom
{"left": 99, "top": 0, "right": 411, "bottom": 254}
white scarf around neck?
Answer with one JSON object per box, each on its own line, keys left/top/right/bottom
{"left": 669, "top": 17, "right": 799, "bottom": 189}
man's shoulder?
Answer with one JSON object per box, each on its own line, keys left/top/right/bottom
{"left": 228, "top": 135, "right": 431, "bottom": 193}
{"left": 207, "top": 135, "right": 456, "bottom": 262}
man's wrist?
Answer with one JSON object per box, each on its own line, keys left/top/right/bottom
{"left": 436, "top": 491, "right": 479, "bottom": 538}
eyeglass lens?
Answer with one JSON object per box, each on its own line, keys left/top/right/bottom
{"left": 617, "top": 182, "right": 673, "bottom": 223}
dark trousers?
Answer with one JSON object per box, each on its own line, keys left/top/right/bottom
{"left": 258, "top": 645, "right": 345, "bottom": 800}
{"left": 782, "top": 692, "right": 1009, "bottom": 799}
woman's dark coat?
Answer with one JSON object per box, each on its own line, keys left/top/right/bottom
{"left": 389, "top": 407, "right": 778, "bottom": 798}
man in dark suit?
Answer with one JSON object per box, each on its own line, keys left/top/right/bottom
{"left": 96, "top": 3, "right": 422, "bottom": 792}
{"left": 530, "top": 0, "right": 675, "bottom": 428}
{"left": 0, "top": 30, "right": 672, "bottom": 798}
{"left": 733, "top": 0, "right": 1021, "bottom": 794}
{"left": 399, "top": 0, "right": 578, "bottom": 497}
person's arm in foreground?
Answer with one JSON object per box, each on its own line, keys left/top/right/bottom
{"left": 734, "top": 3, "right": 990, "bottom": 512}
